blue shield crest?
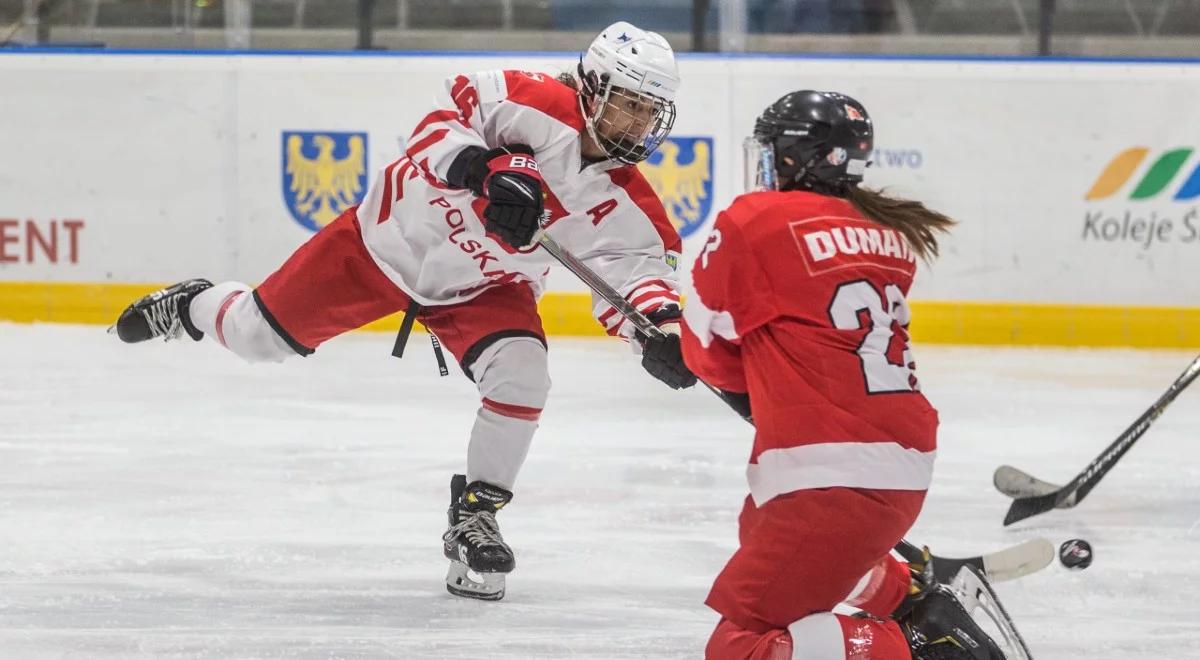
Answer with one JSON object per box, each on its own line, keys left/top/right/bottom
{"left": 639, "top": 136, "right": 714, "bottom": 239}
{"left": 281, "top": 131, "right": 368, "bottom": 232}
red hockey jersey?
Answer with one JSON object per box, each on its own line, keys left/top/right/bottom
{"left": 681, "top": 190, "right": 938, "bottom": 506}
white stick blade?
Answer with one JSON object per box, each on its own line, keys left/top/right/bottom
{"left": 980, "top": 537, "right": 1055, "bottom": 582}
{"left": 993, "top": 465, "right": 1062, "bottom": 499}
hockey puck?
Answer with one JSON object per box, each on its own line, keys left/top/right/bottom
{"left": 1059, "top": 539, "right": 1093, "bottom": 570}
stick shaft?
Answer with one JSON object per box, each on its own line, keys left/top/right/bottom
{"left": 1062, "top": 353, "right": 1200, "bottom": 503}
{"left": 538, "top": 232, "right": 1051, "bottom": 580}
{"left": 1003, "top": 352, "right": 1200, "bottom": 525}
{"left": 536, "top": 231, "right": 749, "bottom": 420}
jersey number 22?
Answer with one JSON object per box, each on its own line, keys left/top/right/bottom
{"left": 829, "top": 280, "right": 918, "bottom": 394}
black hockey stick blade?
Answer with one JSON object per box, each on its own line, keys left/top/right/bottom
{"left": 894, "top": 538, "right": 1054, "bottom": 583}
{"left": 997, "top": 464, "right": 1076, "bottom": 525}
{"left": 1002, "top": 490, "right": 1075, "bottom": 526}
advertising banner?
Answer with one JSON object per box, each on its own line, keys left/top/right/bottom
{"left": 2, "top": 51, "right": 1198, "bottom": 345}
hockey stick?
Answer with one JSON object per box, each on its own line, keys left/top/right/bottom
{"left": 996, "top": 352, "right": 1200, "bottom": 526}
{"left": 536, "top": 231, "right": 753, "bottom": 423}
{"left": 894, "top": 538, "right": 1053, "bottom": 584}
{"left": 536, "top": 232, "right": 1053, "bottom": 583}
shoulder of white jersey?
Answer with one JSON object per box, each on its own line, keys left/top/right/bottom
{"left": 475, "top": 69, "right": 585, "bottom": 133}
{"left": 606, "top": 165, "right": 682, "bottom": 256}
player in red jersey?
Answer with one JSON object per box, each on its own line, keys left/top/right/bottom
{"left": 109, "top": 22, "right": 693, "bottom": 601}
{"left": 669, "top": 91, "right": 1008, "bottom": 659}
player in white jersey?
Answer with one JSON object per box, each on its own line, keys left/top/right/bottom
{"left": 110, "top": 22, "right": 695, "bottom": 601}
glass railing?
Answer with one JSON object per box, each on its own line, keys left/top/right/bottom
{"left": 2, "top": 0, "right": 1198, "bottom": 57}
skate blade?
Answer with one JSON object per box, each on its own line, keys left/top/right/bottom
{"left": 445, "top": 561, "right": 505, "bottom": 601}
{"left": 950, "top": 565, "right": 1034, "bottom": 660}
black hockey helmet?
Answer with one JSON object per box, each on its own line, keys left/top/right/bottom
{"left": 744, "top": 90, "right": 873, "bottom": 194}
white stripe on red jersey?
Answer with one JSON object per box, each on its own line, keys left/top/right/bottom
{"left": 746, "top": 442, "right": 936, "bottom": 507}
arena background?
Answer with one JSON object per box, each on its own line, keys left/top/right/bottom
{"left": 3, "top": 46, "right": 1200, "bottom": 347}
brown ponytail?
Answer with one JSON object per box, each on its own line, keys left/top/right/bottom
{"left": 844, "top": 186, "right": 956, "bottom": 263}
{"left": 556, "top": 71, "right": 578, "bottom": 90}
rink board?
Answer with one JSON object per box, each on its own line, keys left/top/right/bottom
{"left": 2, "top": 50, "right": 1200, "bottom": 346}
{"left": 5, "top": 280, "right": 1200, "bottom": 348}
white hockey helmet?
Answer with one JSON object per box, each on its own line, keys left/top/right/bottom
{"left": 576, "top": 21, "right": 680, "bottom": 164}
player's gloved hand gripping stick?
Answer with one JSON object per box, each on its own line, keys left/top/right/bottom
{"left": 534, "top": 230, "right": 743, "bottom": 417}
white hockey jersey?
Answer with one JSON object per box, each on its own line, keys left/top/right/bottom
{"left": 355, "top": 69, "right": 682, "bottom": 338}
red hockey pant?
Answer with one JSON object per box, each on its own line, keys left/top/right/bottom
{"left": 190, "top": 207, "right": 550, "bottom": 489}
{"left": 254, "top": 207, "right": 545, "bottom": 362}
{"left": 706, "top": 487, "right": 925, "bottom": 660}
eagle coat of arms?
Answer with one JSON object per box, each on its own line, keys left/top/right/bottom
{"left": 638, "top": 136, "right": 714, "bottom": 239}
{"left": 281, "top": 131, "right": 368, "bottom": 232}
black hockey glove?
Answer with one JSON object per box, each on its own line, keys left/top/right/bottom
{"left": 484, "top": 168, "right": 544, "bottom": 248}
{"left": 637, "top": 305, "right": 696, "bottom": 390}
{"left": 641, "top": 332, "right": 697, "bottom": 390}
{"left": 447, "top": 144, "right": 545, "bottom": 249}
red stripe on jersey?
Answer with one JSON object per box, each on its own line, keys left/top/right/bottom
{"left": 607, "top": 166, "right": 682, "bottom": 254}
{"left": 407, "top": 128, "right": 450, "bottom": 159}
{"left": 481, "top": 397, "right": 542, "bottom": 422}
{"left": 377, "top": 158, "right": 418, "bottom": 223}
{"left": 410, "top": 109, "right": 459, "bottom": 139}
{"left": 598, "top": 305, "right": 621, "bottom": 328}
{"left": 214, "top": 290, "right": 245, "bottom": 349}
{"left": 454, "top": 272, "right": 525, "bottom": 298}
{"left": 630, "top": 289, "right": 678, "bottom": 311}
{"left": 393, "top": 159, "right": 418, "bottom": 201}
{"left": 377, "top": 159, "right": 399, "bottom": 223}
{"left": 502, "top": 71, "right": 585, "bottom": 131}
{"left": 605, "top": 320, "right": 629, "bottom": 337}
{"left": 629, "top": 279, "right": 676, "bottom": 300}
{"left": 416, "top": 157, "right": 450, "bottom": 190}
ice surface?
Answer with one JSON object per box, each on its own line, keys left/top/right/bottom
{"left": 2, "top": 323, "right": 1198, "bottom": 658}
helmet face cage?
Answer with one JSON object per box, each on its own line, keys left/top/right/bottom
{"left": 743, "top": 136, "right": 778, "bottom": 193}
{"left": 581, "top": 70, "right": 676, "bottom": 165}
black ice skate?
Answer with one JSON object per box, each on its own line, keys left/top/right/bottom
{"left": 897, "top": 547, "right": 1032, "bottom": 660}
{"left": 901, "top": 583, "right": 1009, "bottom": 660}
{"left": 442, "top": 474, "right": 515, "bottom": 600}
{"left": 109, "top": 279, "right": 213, "bottom": 343}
